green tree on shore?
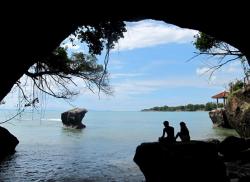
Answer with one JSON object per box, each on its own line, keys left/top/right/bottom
{"left": 142, "top": 102, "right": 224, "bottom": 112}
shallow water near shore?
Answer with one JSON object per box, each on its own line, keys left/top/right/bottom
{"left": 0, "top": 110, "right": 238, "bottom": 181}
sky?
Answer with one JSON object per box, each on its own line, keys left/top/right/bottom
{"left": 2, "top": 20, "right": 246, "bottom": 111}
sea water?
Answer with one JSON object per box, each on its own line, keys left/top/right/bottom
{"left": 0, "top": 110, "right": 238, "bottom": 181}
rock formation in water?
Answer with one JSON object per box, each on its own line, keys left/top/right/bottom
{"left": 0, "top": 126, "right": 19, "bottom": 161}
{"left": 133, "top": 140, "right": 228, "bottom": 182}
{"left": 61, "top": 108, "right": 87, "bottom": 129}
{"left": 225, "top": 86, "right": 250, "bottom": 138}
{"left": 209, "top": 109, "right": 232, "bottom": 128}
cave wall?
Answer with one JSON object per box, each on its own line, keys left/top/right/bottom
{"left": 1, "top": 4, "right": 249, "bottom": 101}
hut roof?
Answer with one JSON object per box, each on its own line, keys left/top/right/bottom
{"left": 211, "top": 91, "right": 229, "bottom": 99}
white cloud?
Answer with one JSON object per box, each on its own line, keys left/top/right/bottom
{"left": 114, "top": 20, "right": 198, "bottom": 51}
{"left": 73, "top": 77, "right": 215, "bottom": 101}
{"left": 109, "top": 59, "right": 125, "bottom": 70}
{"left": 196, "top": 61, "right": 244, "bottom": 81}
{"left": 196, "top": 67, "right": 211, "bottom": 76}
{"left": 210, "top": 75, "right": 217, "bottom": 82}
{"left": 211, "top": 45, "right": 239, "bottom": 54}
{"left": 225, "top": 62, "right": 242, "bottom": 73}
{"left": 110, "top": 73, "right": 143, "bottom": 79}
{"left": 195, "top": 63, "right": 245, "bottom": 88}
{"left": 112, "top": 78, "right": 213, "bottom": 97}
{"left": 113, "top": 81, "right": 158, "bottom": 95}
{"left": 61, "top": 42, "right": 80, "bottom": 50}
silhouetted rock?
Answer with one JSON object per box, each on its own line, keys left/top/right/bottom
{"left": 219, "top": 136, "right": 250, "bottom": 160}
{"left": 226, "top": 160, "right": 250, "bottom": 181}
{"left": 61, "top": 108, "right": 87, "bottom": 129}
{"left": 209, "top": 109, "right": 232, "bottom": 128}
{"left": 0, "top": 126, "right": 19, "bottom": 161}
{"left": 219, "top": 136, "right": 250, "bottom": 181}
{"left": 134, "top": 141, "right": 228, "bottom": 182}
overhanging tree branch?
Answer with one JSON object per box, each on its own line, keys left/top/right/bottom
{"left": 192, "top": 32, "right": 249, "bottom": 78}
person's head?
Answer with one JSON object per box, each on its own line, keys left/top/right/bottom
{"left": 180, "top": 121, "right": 186, "bottom": 128}
{"left": 163, "top": 121, "right": 169, "bottom": 127}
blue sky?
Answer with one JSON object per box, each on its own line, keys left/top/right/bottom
{"left": 2, "top": 20, "right": 246, "bottom": 111}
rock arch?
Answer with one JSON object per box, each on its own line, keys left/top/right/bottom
{"left": 1, "top": 5, "right": 249, "bottom": 101}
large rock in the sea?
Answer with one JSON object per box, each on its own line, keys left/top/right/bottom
{"left": 225, "top": 86, "right": 250, "bottom": 138}
{"left": 134, "top": 141, "right": 228, "bottom": 182}
{"left": 61, "top": 108, "right": 87, "bottom": 129}
{"left": 0, "top": 126, "right": 19, "bottom": 161}
{"left": 209, "top": 109, "right": 231, "bottom": 128}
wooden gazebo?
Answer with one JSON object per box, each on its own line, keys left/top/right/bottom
{"left": 211, "top": 91, "right": 229, "bottom": 107}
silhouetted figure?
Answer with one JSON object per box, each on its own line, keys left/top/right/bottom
{"left": 159, "top": 121, "right": 175, "bottom": 143}
{"left": 175, "top": 121, "right": 190, "bottom": 142}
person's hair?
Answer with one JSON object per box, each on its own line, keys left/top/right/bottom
{"left": 180, "top": 121, "right": 186, "bottom": 126}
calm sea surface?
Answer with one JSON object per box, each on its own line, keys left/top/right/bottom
{"left": 0, "top": 110, "right": 238, "bottom": 181}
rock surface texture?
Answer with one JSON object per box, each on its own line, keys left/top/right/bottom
{"left": 209, "top": 109, "right": 231, "bottom": 128}
{"left": 225, "top": 86, "right": 250, "bottom": 138}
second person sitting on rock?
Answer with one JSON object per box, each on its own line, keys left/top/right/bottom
{"left": 175, "top": 121, "right": 190, "bottom": 142}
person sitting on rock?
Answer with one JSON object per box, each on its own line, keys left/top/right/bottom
{"left": 159, "top": 121, "right": 175, "bottom": 143}
{"left": 175, "top": 121, "right": 190, "bottom": 142}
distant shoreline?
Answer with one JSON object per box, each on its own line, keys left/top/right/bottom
{"left": 141, "top": 102, "right": 222, "bottom": 112}
{"left": 141, "top": 110, "right": 208, "bottom": 112}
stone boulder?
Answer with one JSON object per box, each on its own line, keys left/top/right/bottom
{"left": 134, "top": 141, "right": 228, "bottom": 182}
{"left": 61, "top": 108, "right": 87, "bottom": 129}
{"left": 225, "top": 86, "right": 250, "bottom": 138}
{"left": 0, "top": 126, "right": 19, "bottom": 161}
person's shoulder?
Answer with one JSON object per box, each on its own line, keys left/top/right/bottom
{"left": 169, "top": 126, "right": 174, "bottom": 130}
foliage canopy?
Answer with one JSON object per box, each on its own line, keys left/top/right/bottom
{"left": 193, "top": 32, "right": 249, "bottom": 77}
{"left": 15, "top": 20, "right": 127, "bottom": 108}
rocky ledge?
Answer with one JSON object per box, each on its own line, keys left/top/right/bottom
{"left": 134, "top": 136, "right": 250, "bottom": 182}
{"left": 208, "top": 86, "right": 250, "bottom": 138}
{"left": 209, "top": 108, "right": 231, "bottom": 128}
{"left": 225, "top": 86, "right": 250, "bottom": 138}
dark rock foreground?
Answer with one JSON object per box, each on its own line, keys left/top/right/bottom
{"left": 134, "top": 140, "right": 228, "bottom": 182}
{"left": 134, "top": 136, "right": 250, "bottom": 182}
{"left": 0, "top": 126, "right": 19, "bottom": 161}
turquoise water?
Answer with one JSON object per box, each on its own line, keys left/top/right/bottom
{"left": 0, "top": 110, "right": 238, "bottom": 181}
